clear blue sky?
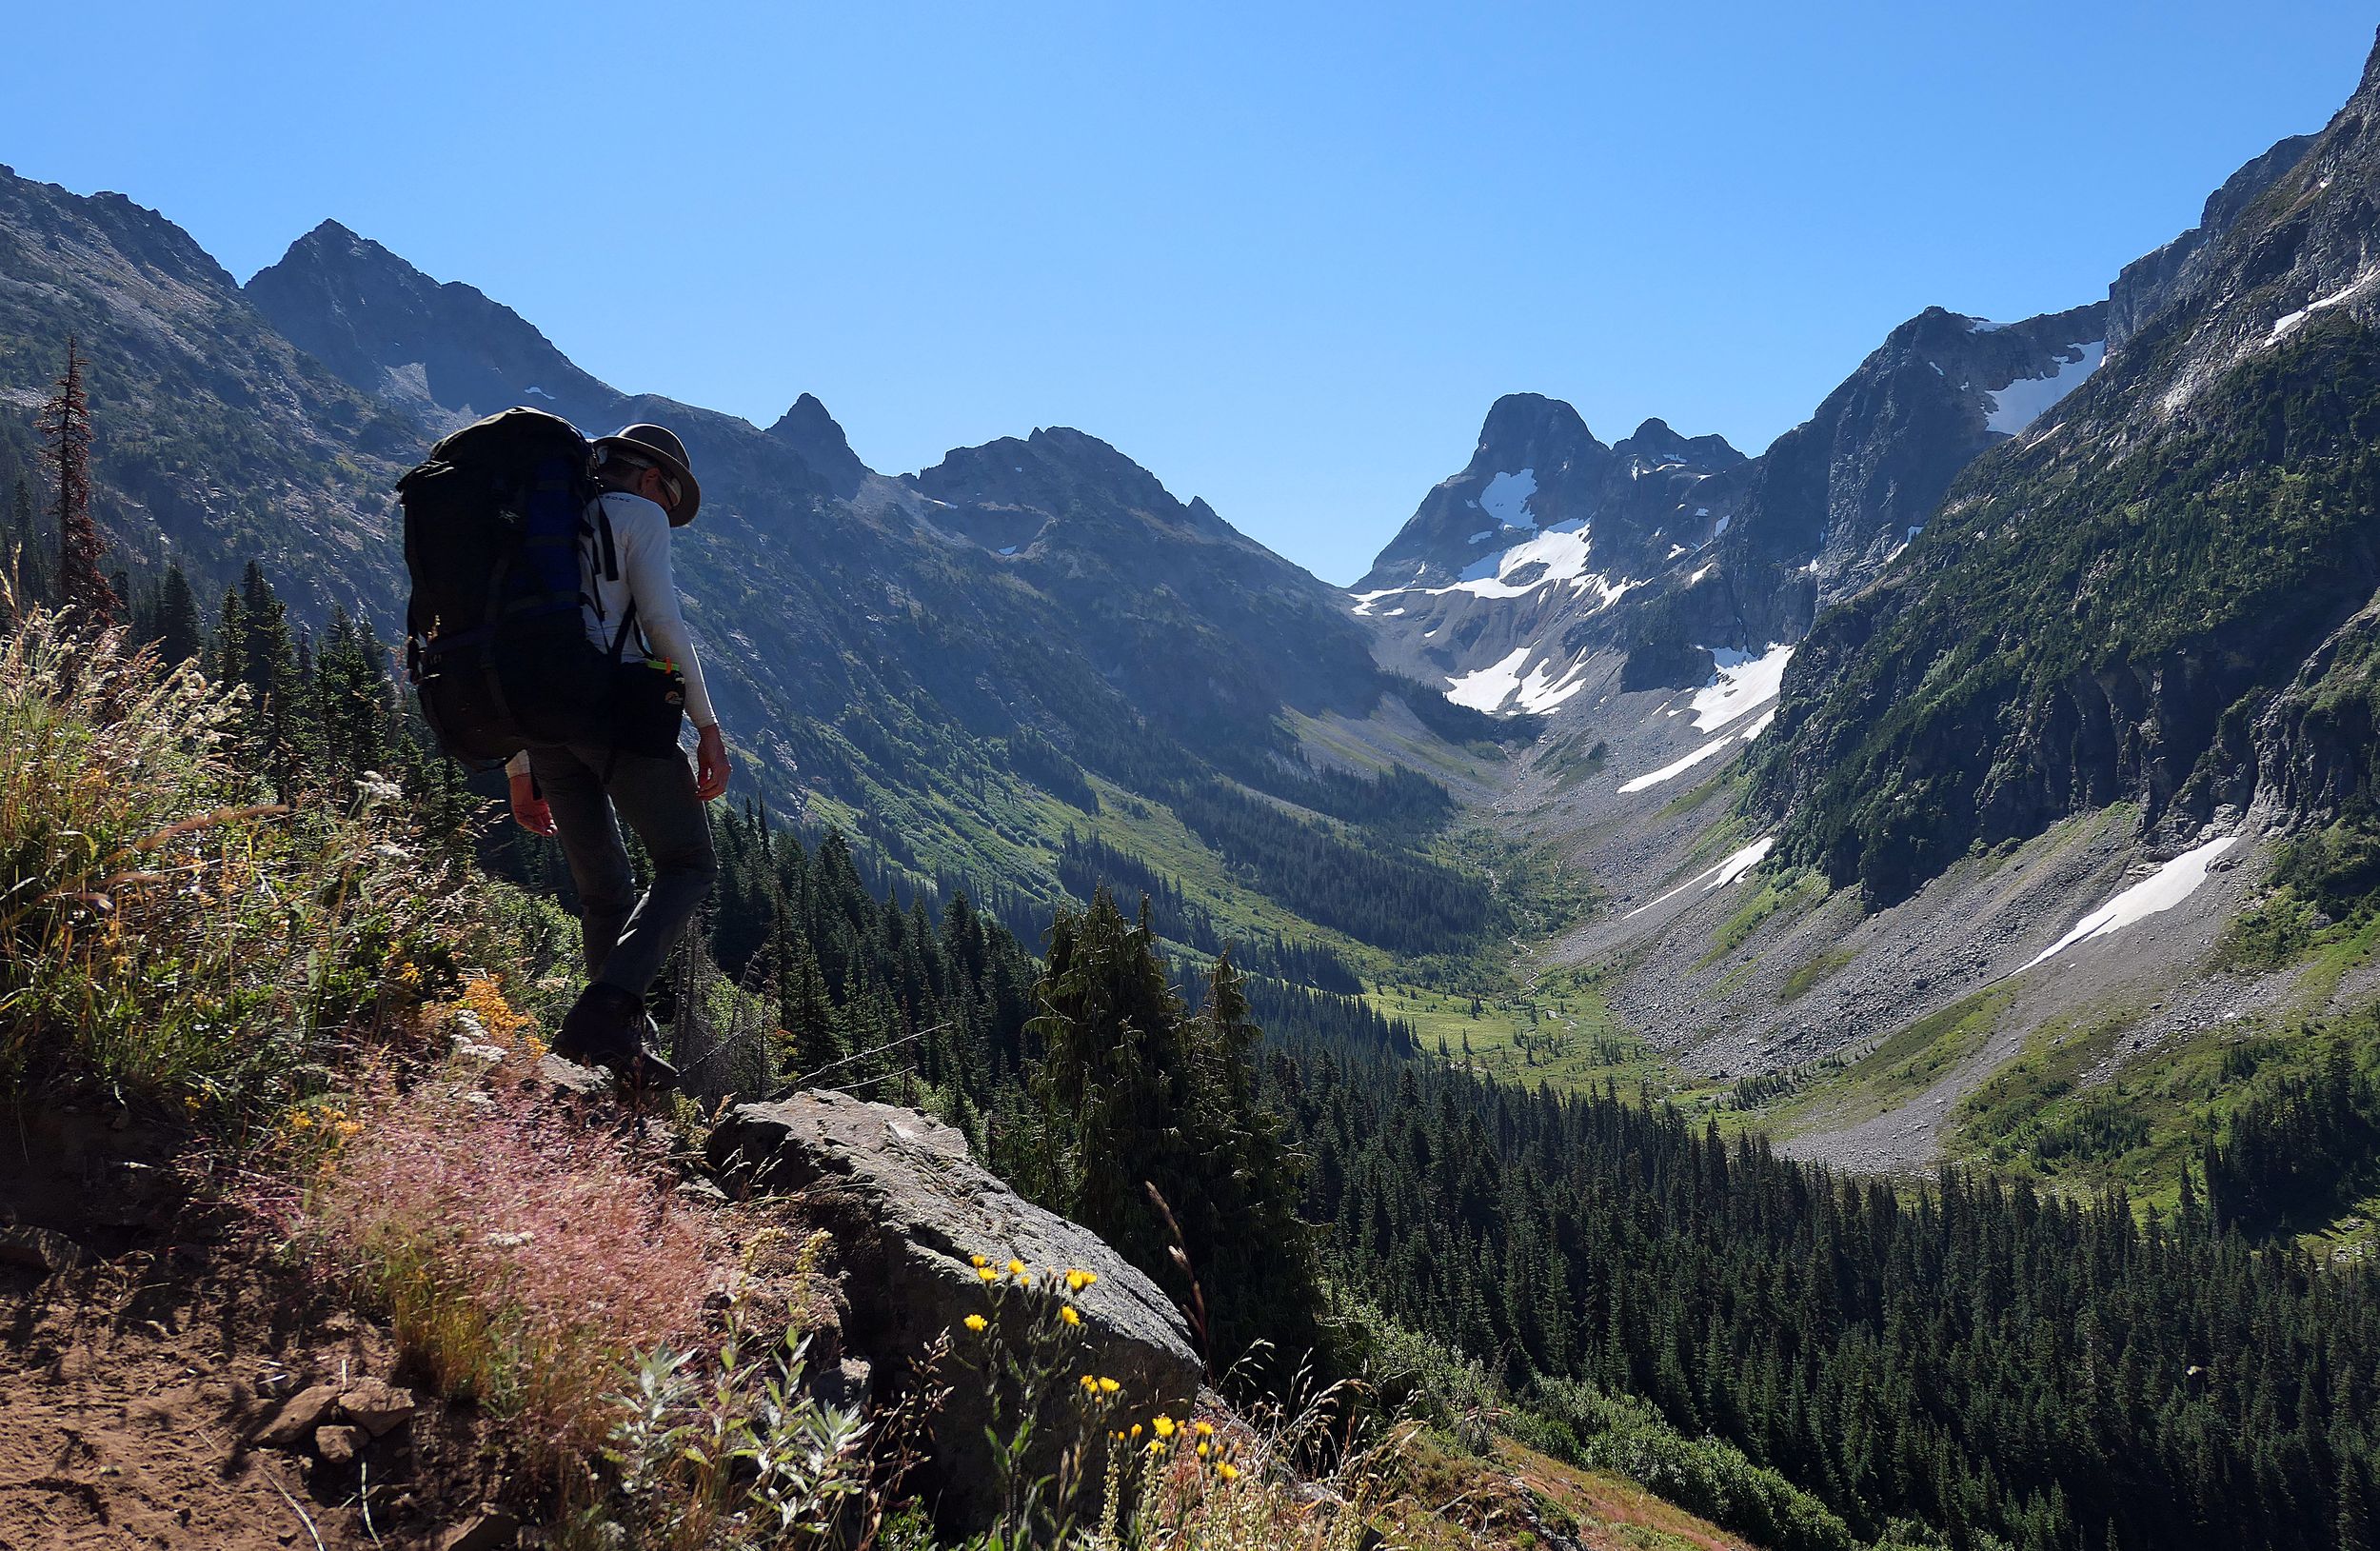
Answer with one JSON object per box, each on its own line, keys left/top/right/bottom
{"left": 5, "top": 3, "right": 2370, "bottom": 583}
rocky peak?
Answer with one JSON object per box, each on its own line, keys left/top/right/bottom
{"left": 246, "top": 219, "right": 620, "bottom": 429}
{"left": 2107, "top": 132, "right": 2318, "bottom": 352}
{"left": 764, "top": 391, "right": 871, "bottom": 499}
{"left": 908, "top": 425, "right": 1187, "bottom": 533}
{"left": 1612, "top": 416, "right": 1744, "bottom": 473}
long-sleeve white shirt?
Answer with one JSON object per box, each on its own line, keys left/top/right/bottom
{"left": 506, "top": 489, "right": 717, "bottom": 777}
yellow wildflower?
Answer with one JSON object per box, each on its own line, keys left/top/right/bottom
{"left": 1146, "top": 1439, "right": 1166, "bottom": 1456}
{"left": 1065, "top": 1267, "right": 1097, "bottom": 1292}
{"left": 1006, "top": 1259, "right": 1027, "bottom": 1277}
{"left": 1194, "top": 1420, "right": 1215, "bottom": 1437}
{"left": 977, "top": 1265, "right": 999, "bottom": 1283}
{"left": 1097, "top": 1377, "right": 1121, "bottom": 1395}
{"left": 1153, "top": 1415, "right": 1177, "bottom": 1439}
{"left": 1198, "top": 1442, "right": 1210, "bottom": 1458}
{"left": 1216, "top": 1462, "right": 1240, "bottom": 1482}
{"left": 971, "top": 1254, "right": 990, "bottom": 1269}
{"left": 963, "top": 1314, "right": 988, "bottom": 1333}
{"left": 1060, "top": 1305, "right": 1081, "bottom": 1326}
{"left": 1080, "top": 1375, "right": 1100, "bottom": 1391}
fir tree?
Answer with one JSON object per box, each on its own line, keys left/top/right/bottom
{"left": 40, "top": 338, "right": 118, "bottom": 626}
{"left": 150, "top": 562, "right": 204, "bottom": 668}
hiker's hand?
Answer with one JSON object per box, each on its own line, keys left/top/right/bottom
{"left": 508, "top": 771, "right": 555, "bottom": 837}
{"left": 695, "top": 725, "right": 731, "bottom": 801}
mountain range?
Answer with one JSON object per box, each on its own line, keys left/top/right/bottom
{"left": 10, "top": 27, "right": 2380, "bottom": 1203}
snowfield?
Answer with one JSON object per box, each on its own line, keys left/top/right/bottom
{"left": 1690, "top": 643, "right": 1793, "bottom": 731}
{"left": 1442, "top": 646, "right": 1595, "bottom": 714}
{"left": 1624, "top": 836, "right": 1776, "bottom": 921}
{"left": 2021, "top": 834, "right": 2240, "bottom": 971}
{"left": 1984, "top": 342, "right": 2106, "bottom": 436}
{"left": 1477, "top": 468, "right": 1537, "bottom": 528}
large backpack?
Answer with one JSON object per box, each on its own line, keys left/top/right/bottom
{"left": 398, "top": 408, "right": 621, "bottom": 766}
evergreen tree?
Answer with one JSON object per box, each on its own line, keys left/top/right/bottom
{"left": 313, "top": 606, "right": 394, "bottom": 786}
{"left": 40, "top": 338, "right": 118, "bottom": 626}
{"left": 150, "top": 562, "right": 204, "bottom": 668}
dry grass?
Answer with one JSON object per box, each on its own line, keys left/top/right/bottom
{"left": 292, "top": 1045, "right": 723, "bottom": 1467}
{"left": 0, "top": 609, "right": 470, "bottom": 1123}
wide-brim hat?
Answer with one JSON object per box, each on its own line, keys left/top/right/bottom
{"left": 592, "top": 423, "right": 703, "bottom": 527}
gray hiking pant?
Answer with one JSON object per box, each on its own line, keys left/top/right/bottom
{"left": 526, "top": 743, "right": 719, "bottom": 1001}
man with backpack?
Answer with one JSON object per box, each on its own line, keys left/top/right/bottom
{"left": 500, "top": 424, "right": 728, "bottom": 1090}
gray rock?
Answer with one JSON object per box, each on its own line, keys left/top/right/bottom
{"left": 337, "top": 1377, "right": 417, "bottom": 1438}
{"left": 533, "top": 1052, "right": 613, "bottom": 1099}
{"left": 313, "top": 1424, "right": 363, "bottom": 1465}
{"left": 0, "top": 1224, "right": 86, "bottom": 1275}
{"left": 437, "top": 1506, "right": 520, "bottom": 1551}
{"left": 707, "top": 1091, "right": 1201, "bottom": 1534}
{"left": 253, "top": 1382, "right": 341, "bottom": 1448}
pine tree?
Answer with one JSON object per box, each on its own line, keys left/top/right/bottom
{"left": 151, "top": 562, "right": 203, "bottom": 668}
{"left": 41, "top": 338, "right": 118, "bottom": 626}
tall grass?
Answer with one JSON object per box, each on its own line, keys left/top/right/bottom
{"left": 297, "top": 1064, "right": 723, "bottom": 1466}
{"left": 0, "top": 610, "right": 466, "bottom": 1122}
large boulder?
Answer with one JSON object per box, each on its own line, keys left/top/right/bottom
{"left": 706, "top": 1092, "right": 1201, "bottom": 1533}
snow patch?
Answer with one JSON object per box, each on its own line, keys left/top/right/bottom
{"left": 1965, "top": 315, "right": 2012, "bottom": 332}
{"left": 1706, "top": 836, "right": 1775, "bottom": 890}
{"left": 1515, "top": 655, "right": 1592, "bottom": 713}
{"left": 2269, "top": 270, "right": 2377, "bottom": 344}
{"left": 1445, "top": 647, "right": 1533, "bottom": 712}
{"left": 1616, "top": 732, "right": 1737, "bottom": 793}
{"left": 998, "top": 546, "right": 1019, "bottom": 556}
{"left": 1713, "top": 514, "right": 1731, "bottom": 536}
{"left": 524, "top": 384, "right": 555, "bottom": 399}
{"left": 1623, "top": 836, "right": 1776, "bottom": 920}
{"left": 2021, "top": 835, "right": 2241, "bottom": 972}
{"left": 1478, "top": 469, "right": 1537, "bottom": 529}
{"left": 1689, "top": 642, "right": 1793, "bottom": 732}
{"left": 1469, "top": 529, "right": 1495, "bottom": 544}
{"left": 1984, "top": 342, "right": 2105, "bottom": 436}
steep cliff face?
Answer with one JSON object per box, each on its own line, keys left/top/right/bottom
{"left": 1711, "top": 301, "right": 2110, "bottom": 647}
{"left": 1350, "top": 289, "right": 2112, "bottom": 720}
{"left": 1349, "top": 394, "right": 1747, "bottom": 711}
{"left": 1746, "top": 51, "right": 2380, "bottom": 903}
{"left": 0, "top": 170, "right": 414, "bottom": 618}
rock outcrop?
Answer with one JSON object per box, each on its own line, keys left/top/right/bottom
{"left": 707, "top": 1091, "right": 1201, "bottom": 1533}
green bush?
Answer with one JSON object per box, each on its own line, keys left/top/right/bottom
{"left": 1517, "top": 1378, "right": 1856, "bottom": 1551}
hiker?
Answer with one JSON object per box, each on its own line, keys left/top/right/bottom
{"left": 504, "top": 424, "right": 729, "bottom": 1088}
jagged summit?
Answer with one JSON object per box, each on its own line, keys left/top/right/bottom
{"left": 246, "top": 218, "right": 619, "bottom": 429}
{"left": 765, "top": 392, "right": 871, "bottom": 499}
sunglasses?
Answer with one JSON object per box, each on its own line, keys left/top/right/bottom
{"left": 612, "top": 453, "right": 683, "bottom": 511}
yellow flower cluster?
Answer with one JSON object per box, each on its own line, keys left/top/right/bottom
{"left": 284, "top": 1098, "right": 363, "bottom": 1146}
{"left": 457, "top": 973, "right": 543, "bottom": 1056}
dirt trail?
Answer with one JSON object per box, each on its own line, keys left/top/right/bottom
{"left": 1, "top": 1114, "right": 501, "bottom": 1551}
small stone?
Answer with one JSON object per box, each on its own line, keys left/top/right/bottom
{"left": 438, "top": 1506, "right": 521, "bottom": 1551}
{"left": 0, "top": 1224, "right": 86, "bottom": 1275}
{"left": 314, "top": 1424, "right": 363, "bottom": 1465}
{"left": 254, "top": 1383, "right": 341, "bottom": 1447}
{"left": 338, "top": 1377, "right": 417, "bottom": 1438}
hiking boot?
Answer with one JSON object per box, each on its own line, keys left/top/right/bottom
{"left": 554, "top": 984, "right": 679, "bottom": 1093}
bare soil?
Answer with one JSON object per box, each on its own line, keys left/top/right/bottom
{"left": 0, "top": 1105, "right": 510, "bottom": 1551}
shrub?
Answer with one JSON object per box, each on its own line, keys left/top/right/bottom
{"left": 1517, "top": 1378, "right": 1855, "bottom": 1551}
{"left": 0, "top": 611, "right": 464, "bottom": 1122}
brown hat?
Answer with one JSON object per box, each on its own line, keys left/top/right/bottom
{"left": 592, "top": 423, "right": 703, "bottom": 527}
